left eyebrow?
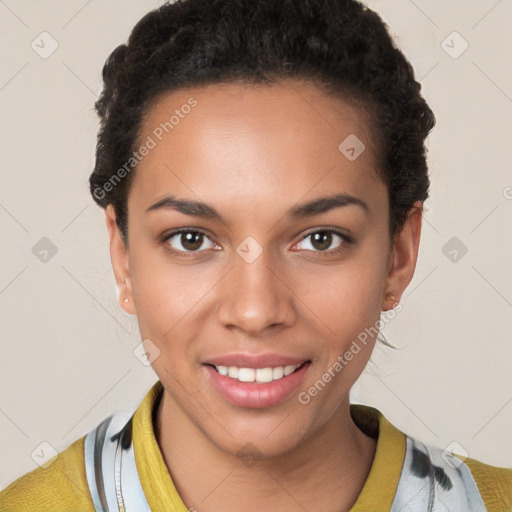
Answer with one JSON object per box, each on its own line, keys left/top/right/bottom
{"left": 145, "top": 192, "right": 369, "bottom": 222}
{"left": 288, "top": 193, "right": 369, "bottom": 218}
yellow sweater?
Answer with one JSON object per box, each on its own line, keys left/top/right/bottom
{"left": 1, "top": 380, "right": 511, "bottom": 511}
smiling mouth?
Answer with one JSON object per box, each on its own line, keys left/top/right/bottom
{"left": 205, "top": 361, "right": 311, "bottom": 384}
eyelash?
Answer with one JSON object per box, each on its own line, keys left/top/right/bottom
{"left": 160, "top": 228, "right": 353, "bottom": 258}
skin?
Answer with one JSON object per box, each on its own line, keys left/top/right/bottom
{"left": 105, "top": 79, "right": 422, "bottom": 512}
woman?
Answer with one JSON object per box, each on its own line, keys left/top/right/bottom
{"left": 1, "top": 0, "right": 511, "bottom": 510}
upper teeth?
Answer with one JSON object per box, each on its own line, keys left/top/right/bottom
{"left": 215, "top": 365, "right": 301, "bottom": 383}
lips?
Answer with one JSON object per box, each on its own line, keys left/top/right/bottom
{"left": 202, "top": 353, "right": 311, "bottom": 408}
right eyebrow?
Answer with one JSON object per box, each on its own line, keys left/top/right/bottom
{"left": 145, "top": 196, "right": 223, "bottom": 221}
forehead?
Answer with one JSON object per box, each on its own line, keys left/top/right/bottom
{"left": 130, "top": 80, "right": 384, "bottom": 213}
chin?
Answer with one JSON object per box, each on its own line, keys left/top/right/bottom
{"left": 200, "top": 408, "right": 315, "bottom": 461}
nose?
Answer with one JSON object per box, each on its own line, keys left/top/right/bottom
{"left": 216, "top": 246, "right": 297, "bottom": 336}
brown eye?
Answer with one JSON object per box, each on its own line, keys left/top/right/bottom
{"left": 295, "top": 229, "right": 350, "bottom": 254}
{"left": 164, "top": 230, "right": 216, "bottom": 253}
{"left": 180, "top": 232, "right": 204, "bottom": 251}
{"left": 310, "top": 231, "right": 334, "bottom": 251}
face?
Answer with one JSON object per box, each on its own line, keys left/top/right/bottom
{"left": 106, "top": 79, "right": 421, "bottom": 457}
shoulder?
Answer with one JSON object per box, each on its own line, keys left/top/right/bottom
{"left": 0, "top": 435, "right": 94, "bottom": 512}
{"left": 391, "top": 432, "right": 512, "bottom": 511}
{"left": 456, "top": 453, "right": 512, "bottom": 511}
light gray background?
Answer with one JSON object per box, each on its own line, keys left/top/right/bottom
{"left": 1, "top": 0, "right": 511, "bottom": 489}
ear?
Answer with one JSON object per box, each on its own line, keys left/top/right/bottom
{"left": 382, "top": 200, "right": 423, "bottom": 311}
{"left": 105, "top": 204, "right": 136, "bottom": 315}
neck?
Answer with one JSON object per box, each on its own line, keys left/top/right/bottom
{"left": 154, "top": 390, "right": 377, "bottom": 512}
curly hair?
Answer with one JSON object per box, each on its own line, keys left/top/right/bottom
{"left": 89, "top": 0, "right": 436, "bottom": 245}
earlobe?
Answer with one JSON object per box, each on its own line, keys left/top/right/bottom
{"left": 382, "top": 292, "right": 399, "bottom": 311}
{"left": 382, "top": 201, "right": 423, "bottom": 311}
{"left": 105, "top": 205, "right": 136, "bottom": 315}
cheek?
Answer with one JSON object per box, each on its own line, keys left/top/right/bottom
{"left": 129, "top": 250, "right": 193, "bottom": 333}
{"left": 299, "top": 251, "right": 388, "bottom": 333}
